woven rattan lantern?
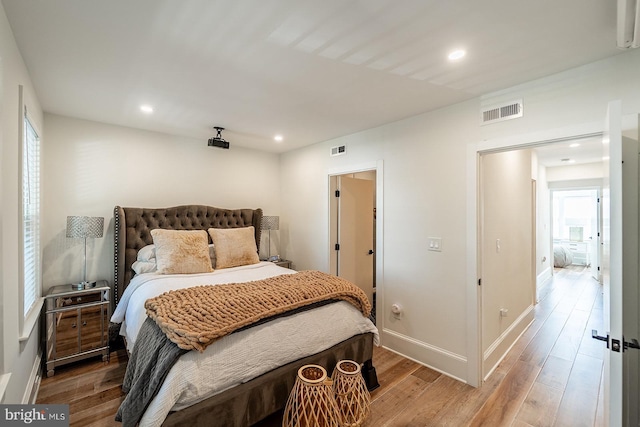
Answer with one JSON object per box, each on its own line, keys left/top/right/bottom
{"left": 283, "top": 365, "right": 342, "bottom": 427}
{"left": 332, "top": 360, "right": 371, "bottom": 427}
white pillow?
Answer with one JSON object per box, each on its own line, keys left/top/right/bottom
{"left": 137, "top": 244, "right": 156, "bottom": 262}
{"left": 132, "top": 260, "right": 157, "bottom": 274}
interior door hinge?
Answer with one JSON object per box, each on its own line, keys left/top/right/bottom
{"left": 335, "top": 243, "right": 340, "bottom": 250}
{"left": 478, "top": 278, "right": 481, "bottom": 286}
{"left": 335, "top": 190, "right": 340, "bottom": 197}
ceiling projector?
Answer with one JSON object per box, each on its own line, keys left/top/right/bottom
{"left": 208, "top": 126, "right": 229, "bottom": 149}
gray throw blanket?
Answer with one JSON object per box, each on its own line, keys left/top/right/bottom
{"left": 115, "top": 317, "right": 187, "bottom": 427}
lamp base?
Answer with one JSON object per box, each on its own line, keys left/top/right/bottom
{"left": 71, "top": 281, "right": 97, "bottom": 290}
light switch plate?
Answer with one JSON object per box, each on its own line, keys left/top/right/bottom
{"left": 428, "top": 237, "right": 442, "bottom": 252}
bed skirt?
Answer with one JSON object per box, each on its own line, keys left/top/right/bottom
{"left": 162, "top": 332, "right": 377, "bottom": 427}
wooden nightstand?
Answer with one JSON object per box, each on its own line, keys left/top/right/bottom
{"left": 44, "top": 281, "right": 110, "bottom": 377}
{"left": 273, "top": 259, "right": 292, "bottom": 269}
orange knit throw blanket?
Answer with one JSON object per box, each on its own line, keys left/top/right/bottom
{"left": 144, "top": 270, "right": 372, "bottom": 352}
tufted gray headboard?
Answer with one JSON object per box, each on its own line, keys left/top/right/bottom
{"left": 113, "top": 205, "right": 262, "bottom": 307}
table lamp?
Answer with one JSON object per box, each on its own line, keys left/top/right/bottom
{"left": 66, "top": 215, "right": 104, "bottom": 289}
{"left": 261, "top": 216, "right": 279, "bottom": 261}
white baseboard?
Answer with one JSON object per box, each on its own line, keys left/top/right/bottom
{"left": 537, "top": 266, "right": 552, "bottom": 287}
{"left": 382, "top": 328, "right": 468, "bottom": 382}
{"left": 22, "top": 353, "right": 42, "bottom": 404}
{"left": 482, "top": 304, "right": 535, "bottom": 380}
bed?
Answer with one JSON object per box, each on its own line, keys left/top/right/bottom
{"left": 553, "top": 244, "right": 574, "bottom": 267}
{"left": 110, "top": 205, "right": 379, "bottom": 426}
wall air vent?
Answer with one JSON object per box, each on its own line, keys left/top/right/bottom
{"left": 481, "top": 99, "right": 523, "bottom": 125}
{"left": 330, "top": 145, "right": 346, "bottom": 157}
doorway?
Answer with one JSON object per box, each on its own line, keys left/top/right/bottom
{"left": 476, "top": 134, "right": 607, "bottom": 381}
{"left": 329, "top": 168, "right": 379, "bottom": 326}
{"left": 550, "top": 188, "right": 601, "bottom": 282}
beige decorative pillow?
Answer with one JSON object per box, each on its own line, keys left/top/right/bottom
{"left": 150, "top": 229, "right": 214, "bottom": 274}
{"left": 208, "top": 226, "right": 260, "bottom": 269}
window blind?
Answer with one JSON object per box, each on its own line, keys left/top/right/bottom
{"left": 22, "top": 111, "right": 40, "bottom": 315}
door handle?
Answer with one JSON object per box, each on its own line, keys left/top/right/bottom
{"left": 591, "top": 330, "right": 609, "bottom": 348}
{"left": 368, "top": 250, "right": 374, "bottom": 255}
{"left": 624, "top": 337, "right": 640, "bottom": 351}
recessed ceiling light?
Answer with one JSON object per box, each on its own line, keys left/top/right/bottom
{"left": 448, "top": 49, "right": 466, "bottom": 61}
{"left": 274, "top": 135, "right": 283, "bottom": 142}
{"left": 140, "top": 105, "right": 154, "bottom": 114}
{"left": 569, "top": 143, "right": 580, "bottom": 148}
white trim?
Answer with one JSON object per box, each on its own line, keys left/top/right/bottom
{"left": 0, "top": 373, "right": 11, "bottom": 403}
{"left": 19, "top": 297, "right": 43, "bottom": 342}
{"left": 381, "top": 344, "right": 468, "bottom": 384}
{"left": 537, "top": 266, "right": 552, "bottom": 288}
{"left": 466, "top": 142, "right": 481, "bottom": 387}
{"left": 22, "top": 353, "right": 41, "bottom": 404}
{"left": 327, "top": 161, "right": 379, "bottom": 177}
{"left": 382, "top": 328, "right": 468, "bottom": 381}
{"left": 483, "top": 304, "right": 535, "bottom": 361}
{"left": 483, "top": 307, "right": 535, "bottom": 381}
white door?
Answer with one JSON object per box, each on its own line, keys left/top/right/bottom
{"left": 599, "top": 101, "right": 640, "bottom": 426}
{"left": 337, "top": 176, "right": 375, "bottom": 304}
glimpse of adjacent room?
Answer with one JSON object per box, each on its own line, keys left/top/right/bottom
{"left": 551, "top": 188, "right": 600, "bottom": 281}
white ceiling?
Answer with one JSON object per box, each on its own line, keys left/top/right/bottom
{"left": 535, "top": 136, "right": 605, "bottom": 167}
{"left": 2, "top": 0, "right": 623, "bottom": 153}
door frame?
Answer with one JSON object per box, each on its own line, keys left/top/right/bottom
{"left": 328, "top": 160, "right": 384, "bottom": 341}
{"left": 466, "top": 126, "right": 604, "bottom": 387}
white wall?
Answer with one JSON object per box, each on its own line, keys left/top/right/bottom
{"left": 480, "top": 149, "right": 535, "bottom": 376}
{"left": 42, "top": 114, "right": 281, "bottom": 291}
{"left": 547, "top": 161, "right": 604, "bottom": 183}
{"left": 281, "top": 48, "right": 640, "bottom": 383}
{"left": 0, "top": 2, "right": 44, "bottom": 403}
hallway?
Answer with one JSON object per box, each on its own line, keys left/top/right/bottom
{"left": 367, "top": 265, "right": 605, "bottom": 426}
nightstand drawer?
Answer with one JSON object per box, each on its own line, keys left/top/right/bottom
{"left": 56, "top": 292, "right": 102, "bottom": 308}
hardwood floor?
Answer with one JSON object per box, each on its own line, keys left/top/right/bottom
{"left": 37, "top": 265, "right": 604, "bottom": 426}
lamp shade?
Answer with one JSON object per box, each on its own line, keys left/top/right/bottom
{"left": 261, "top": 216, "right": 279, "bottom": 231}
{"left": 66, "top": 216, "right": 104, "bottom": 239}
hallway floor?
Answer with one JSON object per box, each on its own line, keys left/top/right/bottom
{"left": 362, "top": 264, "right": 605, "bottom": 426}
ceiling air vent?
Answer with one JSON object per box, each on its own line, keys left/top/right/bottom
{"left": 330, "top": 145, "right": 346, "bottom": 157}
{"left": 481, "top": 99, "right": 523, "bottom": 125}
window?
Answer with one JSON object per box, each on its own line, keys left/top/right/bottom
{"left": 21, "top": 106, "right": 41, "bottom": 321}
{"left": 552, "top": 189, "right": 597, "bottom": 241}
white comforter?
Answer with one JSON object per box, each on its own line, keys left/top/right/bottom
{"left": 111, "top": 262, "right": 379, "bottom": 427}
